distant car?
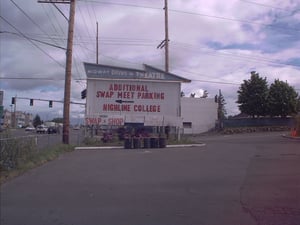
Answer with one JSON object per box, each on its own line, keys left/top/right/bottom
{"left": 73, "top": 125, "right": 80, "bottom": 130}
{"left": 47, "top": 126, "right": 58, "bottom": 134}
{"left": 36, "top": 125, "right": 48, "bottom": 133}
{"left": 25, "top": 126, "right": 35, "bottom": 132}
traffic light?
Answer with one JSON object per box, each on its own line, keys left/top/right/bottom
{"left": 30, "top": 99, "right": 34, "bottom": 106}
{"left": 81, "top": 89, "right": 87, "bottom": 99}
{"left": 49, "top": 100, "right": 53, "bottom": 108}
{"left": 11, "top": 97, "right": 15, "bottom": 105}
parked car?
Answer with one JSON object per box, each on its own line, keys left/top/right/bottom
{"left": 36, "top": 125, "right": 48, "bottom": 133}
{"left": 25, "top": 126, "right": 35, "bottom": 132}
{"left": 47, "top": 126, "right": 58, "bottom": 134}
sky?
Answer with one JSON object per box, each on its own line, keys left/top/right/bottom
{"left": 1, "top": 0, "right": 300, "bottom": 123}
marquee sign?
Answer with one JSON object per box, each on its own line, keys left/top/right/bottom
{"left": 83, "top": 63, "right": 190, "bottom": 126}
{"left": 84, "top": 62, "right": 191, "bottom": 82}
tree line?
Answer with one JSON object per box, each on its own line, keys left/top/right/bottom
{"left": 237, "top": 71, "right": 299, "bottom": 118}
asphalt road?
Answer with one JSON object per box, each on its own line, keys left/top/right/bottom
{"left": 1, "top": 132, "right": 299, "bottom": 225}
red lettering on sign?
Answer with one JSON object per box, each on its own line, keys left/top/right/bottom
{"left": 85, "top": 117, "right": 102, "bottom": 125}
{"left": 108, "top": 118, "right": 124, "bottom": 126}
{"left": 133, "top": 105, "right": 160, "bottom": 112}
{"left": 96, "top": 91, "right": 113, "bottom": 98}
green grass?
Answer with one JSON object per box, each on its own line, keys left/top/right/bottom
{"left": 0, "top": 144, "right": 74, "bottom": 184}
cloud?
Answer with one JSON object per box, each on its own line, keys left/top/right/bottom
{"left": 1, "top": 0, "right": 299, "bottom": 121}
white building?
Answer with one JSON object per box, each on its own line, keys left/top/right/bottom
{"left": 181, "top": 97, "right": 218, "bottom": 134}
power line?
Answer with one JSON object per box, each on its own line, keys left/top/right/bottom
{"left": 80, "top": 0, "right": 300, "bottom": 33}
{"left": 169, "top": 9, "right": 300, "bottom": 33}
{"left": 175, "top": 69, "right": 240, "bottom": 85}
{"left": 239, "top": 0, "right": 295, "bottom": 12}
{"left": 0, "top": 31, "right": 66, "bottom": 50}
{"left": 52, "top": 3, "right": 69, "bottom": 21}
{"left": 191, "top": 79, "right": 240, "bottom": 86}
{"left": 0, "top": 15, "right": 65, "bottom": 67}
{"left": 0, "top": 77, "right": 65, "bottom": 80}
{"left": 78, "top": 0, "right": 159, "bottom": 10}
{"left": 77, "top": 3, "right": 94, "bottom": 41}
{"left": 9, "top": 0, "right": 63, "bottom": 47}
{"left": 171, "top": 42, "right": 300, "bottom": 69}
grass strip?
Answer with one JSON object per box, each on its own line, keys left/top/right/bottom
{"left": 0, "top": 144, "right": 74, "bottom": 184}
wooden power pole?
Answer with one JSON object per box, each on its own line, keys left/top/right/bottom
{"left": 38, "top": 0, "right": 76, "bottom": 144}
{"left": 96, "top": 21, "right": 99, "bottom": 64}
{"left": 164, "top": 0, "right": 169, "bottom": 73}
{"left": 62, "top": 0, "right": 75, "bottom": 144}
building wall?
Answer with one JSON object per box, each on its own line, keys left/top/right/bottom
{"left": 181, "top": 97, "right": 218, "bottom": 134}
{"left": 3, "top": 110, "right": 33, "bottom": 128}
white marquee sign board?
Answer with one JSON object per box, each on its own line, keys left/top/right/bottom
{"left": 84, "top": 63, "right": 190, "bottom": 126}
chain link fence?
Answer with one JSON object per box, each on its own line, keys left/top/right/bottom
{"left": 0, "top": 133, "right": 68, "bottom": 171}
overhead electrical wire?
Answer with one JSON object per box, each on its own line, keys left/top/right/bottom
{"left": 171, "top": 42, "right": 300, "bottom": 69}
{"left": 78, "top": 0, "right": 160, "bottom": 10}
{"left": 0, "top": 15, "right": 64, "bottom": 68}
{"left": 239, "top": 0, "right": 295, "bottom": 12}
{"left": 79, "top": 0, "right": 300, "bottom": 33}
{"left": 9, "top": 0, "right": 63, "bottom": 47}
{"left": 168, "top": 9, "right": 300, "bottom": 33}
{"left": 77, "top": 3, "right": 94, "bottom": 40}
{"left": 5, "top": 1, "right": 298, "bottom": 68}
{"left": 2, "top": 0, "right": 299, "bottom": 87}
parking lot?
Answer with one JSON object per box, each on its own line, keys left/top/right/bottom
{"left": 1, "top": 132, "right": 299, "bottom": 225}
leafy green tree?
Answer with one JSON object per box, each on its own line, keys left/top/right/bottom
{"left": 217, "top": 89, "right": 227, "bottom": 119}
{"left": 237, "top": 71, "right": 269, "bottom": 118}
{"left": 297, "top": 96, "right": 300, "bottom": 112}
{"left": 33, "top": 114, "right": 42, "bottom": 127}
{"left": 267, "top": 79, "right": 298, "bottom": 117}
{"left": 52, "top": 117, "right": 64, "bottom": 123}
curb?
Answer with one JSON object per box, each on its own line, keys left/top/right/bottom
{"left": 282, "top": 134, "right": 300, "bottom": 140}
{"left": 75, "top": 143, "right": 206, "bottom": 151}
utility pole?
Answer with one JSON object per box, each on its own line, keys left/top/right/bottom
{"left": 62, "top": 0, "right": 75, "bottom": 144}
{"left": 164, "top": 0, "right": 169, "bottom": 73}
{"left": 96, "top": 21, "right": 99, "bottom": 64}
{"left": 38, "top": 0, "right": 76, "bottom": 144}
{"left": 13, "top": 95, "right": 17, "bottom": 128}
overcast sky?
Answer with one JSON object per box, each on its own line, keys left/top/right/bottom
{"left": 1, "top": 0, "right": 300, "bottom": 122}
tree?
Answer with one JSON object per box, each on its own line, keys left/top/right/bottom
{"left": 52, "top": 117, "right": 64, "bottom": 123}
{"left": 296, "top": 96, "right": 300, "bottom": 112}
{"left": 180, "top": 91, "right": 185, "bottom": 97}
{"left": 33, "top": 114, "right": 42, "bottom": 127}
{"left": 190, "top": 93, "right": 196, "bottom": 98}
{"left": 237, "top": 71, "right": 269, "bottom": 118}
{"left": 267, "top": 79, "right": 298, "bottom": 117}
{"left": 217, "top": 89, "right": 227, "bottom": 119}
